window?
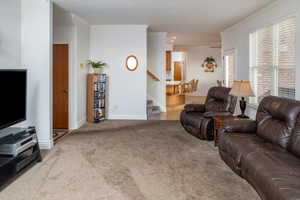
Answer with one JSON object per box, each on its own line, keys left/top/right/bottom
{"left": 250, "top": 17, "right": 296, "bottom": 104}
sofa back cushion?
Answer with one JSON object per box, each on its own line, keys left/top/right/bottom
{"left": 205, "top": 87, "right": 237, "bottom": 113}
{"left": 256, "top": 96, "right": 300, "bottom": 149}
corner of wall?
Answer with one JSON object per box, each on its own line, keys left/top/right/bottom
{"left": 21, "top": 0, "right": 53, "bottom": 149}
{"left": 76, "top": 118, "right": 86, "bottom": 129}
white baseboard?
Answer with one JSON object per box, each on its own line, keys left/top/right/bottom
{"left": 77, "top": 118, "right": 86, "bottom": 129}
{"left": 38, "top": 139, "right": 53, "bottom": 149}
{"left": 108, "top": 115, "right": 147, "bottom": 120}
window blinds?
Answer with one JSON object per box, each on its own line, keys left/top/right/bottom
{"left": 256, "top": 25, "right": 273, "bottom": 67}
{"left": 278, "top": 17, "right": 296, "bottom": 99}
{"left": 278, "top": 17, "right": 296, "bottom": 67}
{"left": 250, "top": 16, "right": 296, "bottom": 104}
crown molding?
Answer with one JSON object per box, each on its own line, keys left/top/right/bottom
{"left": 91, "top": 25, "right": 148, "bottom": 31}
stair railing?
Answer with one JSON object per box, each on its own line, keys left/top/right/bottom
{"left": 147, "top": 70, "right": 160, "bottom": 81}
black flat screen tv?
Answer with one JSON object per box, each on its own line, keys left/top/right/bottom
{"left": 0, "top": 70, "right": 27, "bottom": 130}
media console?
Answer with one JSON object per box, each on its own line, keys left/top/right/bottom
{"left": 0, "top": 127, "right": 42, "bottom": 190}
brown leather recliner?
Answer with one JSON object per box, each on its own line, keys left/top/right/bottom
{"left": 180, "top": 87, "right": 237, "bottom": 140}
{"left": 219, "top": 96, "right": 300, "bottom": 200}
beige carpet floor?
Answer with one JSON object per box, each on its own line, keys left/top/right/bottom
{"left": 0, "top": 120, "right": 260, "bottom": 200}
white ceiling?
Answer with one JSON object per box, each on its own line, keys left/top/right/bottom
{"left": 53, "top": 0, "right": 275, "bottom": 46}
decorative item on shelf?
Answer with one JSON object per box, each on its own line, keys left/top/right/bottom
{"left": 87, "top": 74, "right": 107, "bottom": 123}
{"left": 87, "top": 60, "right": 107, "bottom": 74}
{"left": 229, "top": 80, "right": 255, "bottom": 119}
{"left": 126, "top": 55, "right": 138, "bottom": 71}
{"left": 202, "top": 57, "right": 217, "bottom": 72}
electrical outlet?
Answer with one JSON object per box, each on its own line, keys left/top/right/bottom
{"left": 80, "top": 63, "right": 85, "bottom": 68}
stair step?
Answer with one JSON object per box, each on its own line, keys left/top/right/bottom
{"left": 151, "top": 106, "right": 161, "bottom": 115}
{"left": 152, "top": 106, "right": 160, "bottom": 110}
{"left": 147, "top": 100, "right": 154, "bottom": 109}
{"left": 147, "top": 100, "right": 161, "bottom": 119}
{"left": 147, "top": 100, "right": 153, "bottom": 105}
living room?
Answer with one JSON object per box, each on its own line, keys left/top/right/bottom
{"left": 0, "top": 0, "right": 300, "bottom": 199}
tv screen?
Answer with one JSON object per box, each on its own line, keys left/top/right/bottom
{"left": 0, "top": 70, "right": 27, "bottom": 130}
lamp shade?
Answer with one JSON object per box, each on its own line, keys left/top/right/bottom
{"left": 229, "top": 80, "right": 255, "bottom": 97}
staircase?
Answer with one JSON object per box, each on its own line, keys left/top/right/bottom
{"left": 147, "top": 100, "right": 161, "bottom": 119}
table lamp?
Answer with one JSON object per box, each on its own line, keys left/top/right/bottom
{"left": 229, "top": 80, "right": 255, "bottom": 118}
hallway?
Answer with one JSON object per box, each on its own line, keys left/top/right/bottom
{"left": 151, "top": 96, "right": 206, "bottom": 120}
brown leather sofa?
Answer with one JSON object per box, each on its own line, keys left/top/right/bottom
{"left": 180, "top": 87, "right": 237, "bottom": 140}
{"left": 219, "top": 96, "right": 300, "bottom": 200}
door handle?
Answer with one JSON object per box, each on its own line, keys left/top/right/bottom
{"left": 63, "top": 89, "right": 68, "bottom": 94}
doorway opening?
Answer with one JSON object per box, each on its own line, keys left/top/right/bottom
{"left": 224, "top": 49, "right": 236, "bottom": 87}
{"left": 165, "top": 52, "right": 186, "bottom": 120}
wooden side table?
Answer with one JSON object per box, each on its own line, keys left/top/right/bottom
{"left": 213, "top": 116, "right": 247, "bottom": 147}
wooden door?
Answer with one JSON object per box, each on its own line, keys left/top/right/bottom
{"left": 174, "top": 61, "right": 182, "bottom": 81}
{"left": 166, "top": 51, "right": 171, "bottom": 71}
{"left": 53, "top": 44, "right": 69, "bottom": 129}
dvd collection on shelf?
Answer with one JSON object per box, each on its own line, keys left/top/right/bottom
{"left": 87, "top": 73, "right": 107, "bottom": 123}
{"left": 94, "top": 74, "right": 106, "bottom": 122}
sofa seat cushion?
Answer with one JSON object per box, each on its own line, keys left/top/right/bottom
{"left": 241, "top": 147, "right": 300, "bottom": 200}
{"left": 180, "top": 111, "right": 214, "bottom": 140}
{"left": 219, "top": 133, "right": 265, "bottom": 176}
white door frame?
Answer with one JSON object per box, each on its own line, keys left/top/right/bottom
{"left": 223, "top": 49, "right": 237, "bottom": 87}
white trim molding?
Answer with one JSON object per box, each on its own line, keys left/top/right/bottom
{"left": 38, "top": 139, "right": 53, "bottom": 149}
{"left": 90, "top": 25, "right": 149, "bottom": 32}
{"left": 108, "top": 115, "right": 147, "bottom": 120}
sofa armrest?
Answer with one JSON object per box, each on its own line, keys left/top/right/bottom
{"left": 184, "top": 104, "right": 206, "bottom": 112}
{"left": 203, "top": 111, "right": 232, "bottom": 118}
{"left": 221, "top": 119, "right": 257, "bottom": 134}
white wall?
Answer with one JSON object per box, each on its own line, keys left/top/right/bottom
{"left": 147, "top": 32, "right": 166, "bottom": 112}
{"left": 175, "top": 46, "right": 223, "bottom": 96}
{"left": 172, "top": 52, "right": 186, "bottom": 62}
{"left": 21, "top": 0, "right": 53, "bottom": 149}
{"left": 221, "top": 0, "right": 300, "bottom": 118}
{"left": 53, "top": 8, "right": 90, "bottom": 129}
{"left": 166, "top": 43, "right": 174, "bottom": 51}
{"left": 74, "top": 17, "right": 90, "bottom": 127}
{"left": 90, "top": 25, "right": 148, "bottom": 120}
{"left": 53, "top": 10, "right": 76, "bottom": 129}
{"left": 0, "top": 0, "right": 21, "bottom": 67}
